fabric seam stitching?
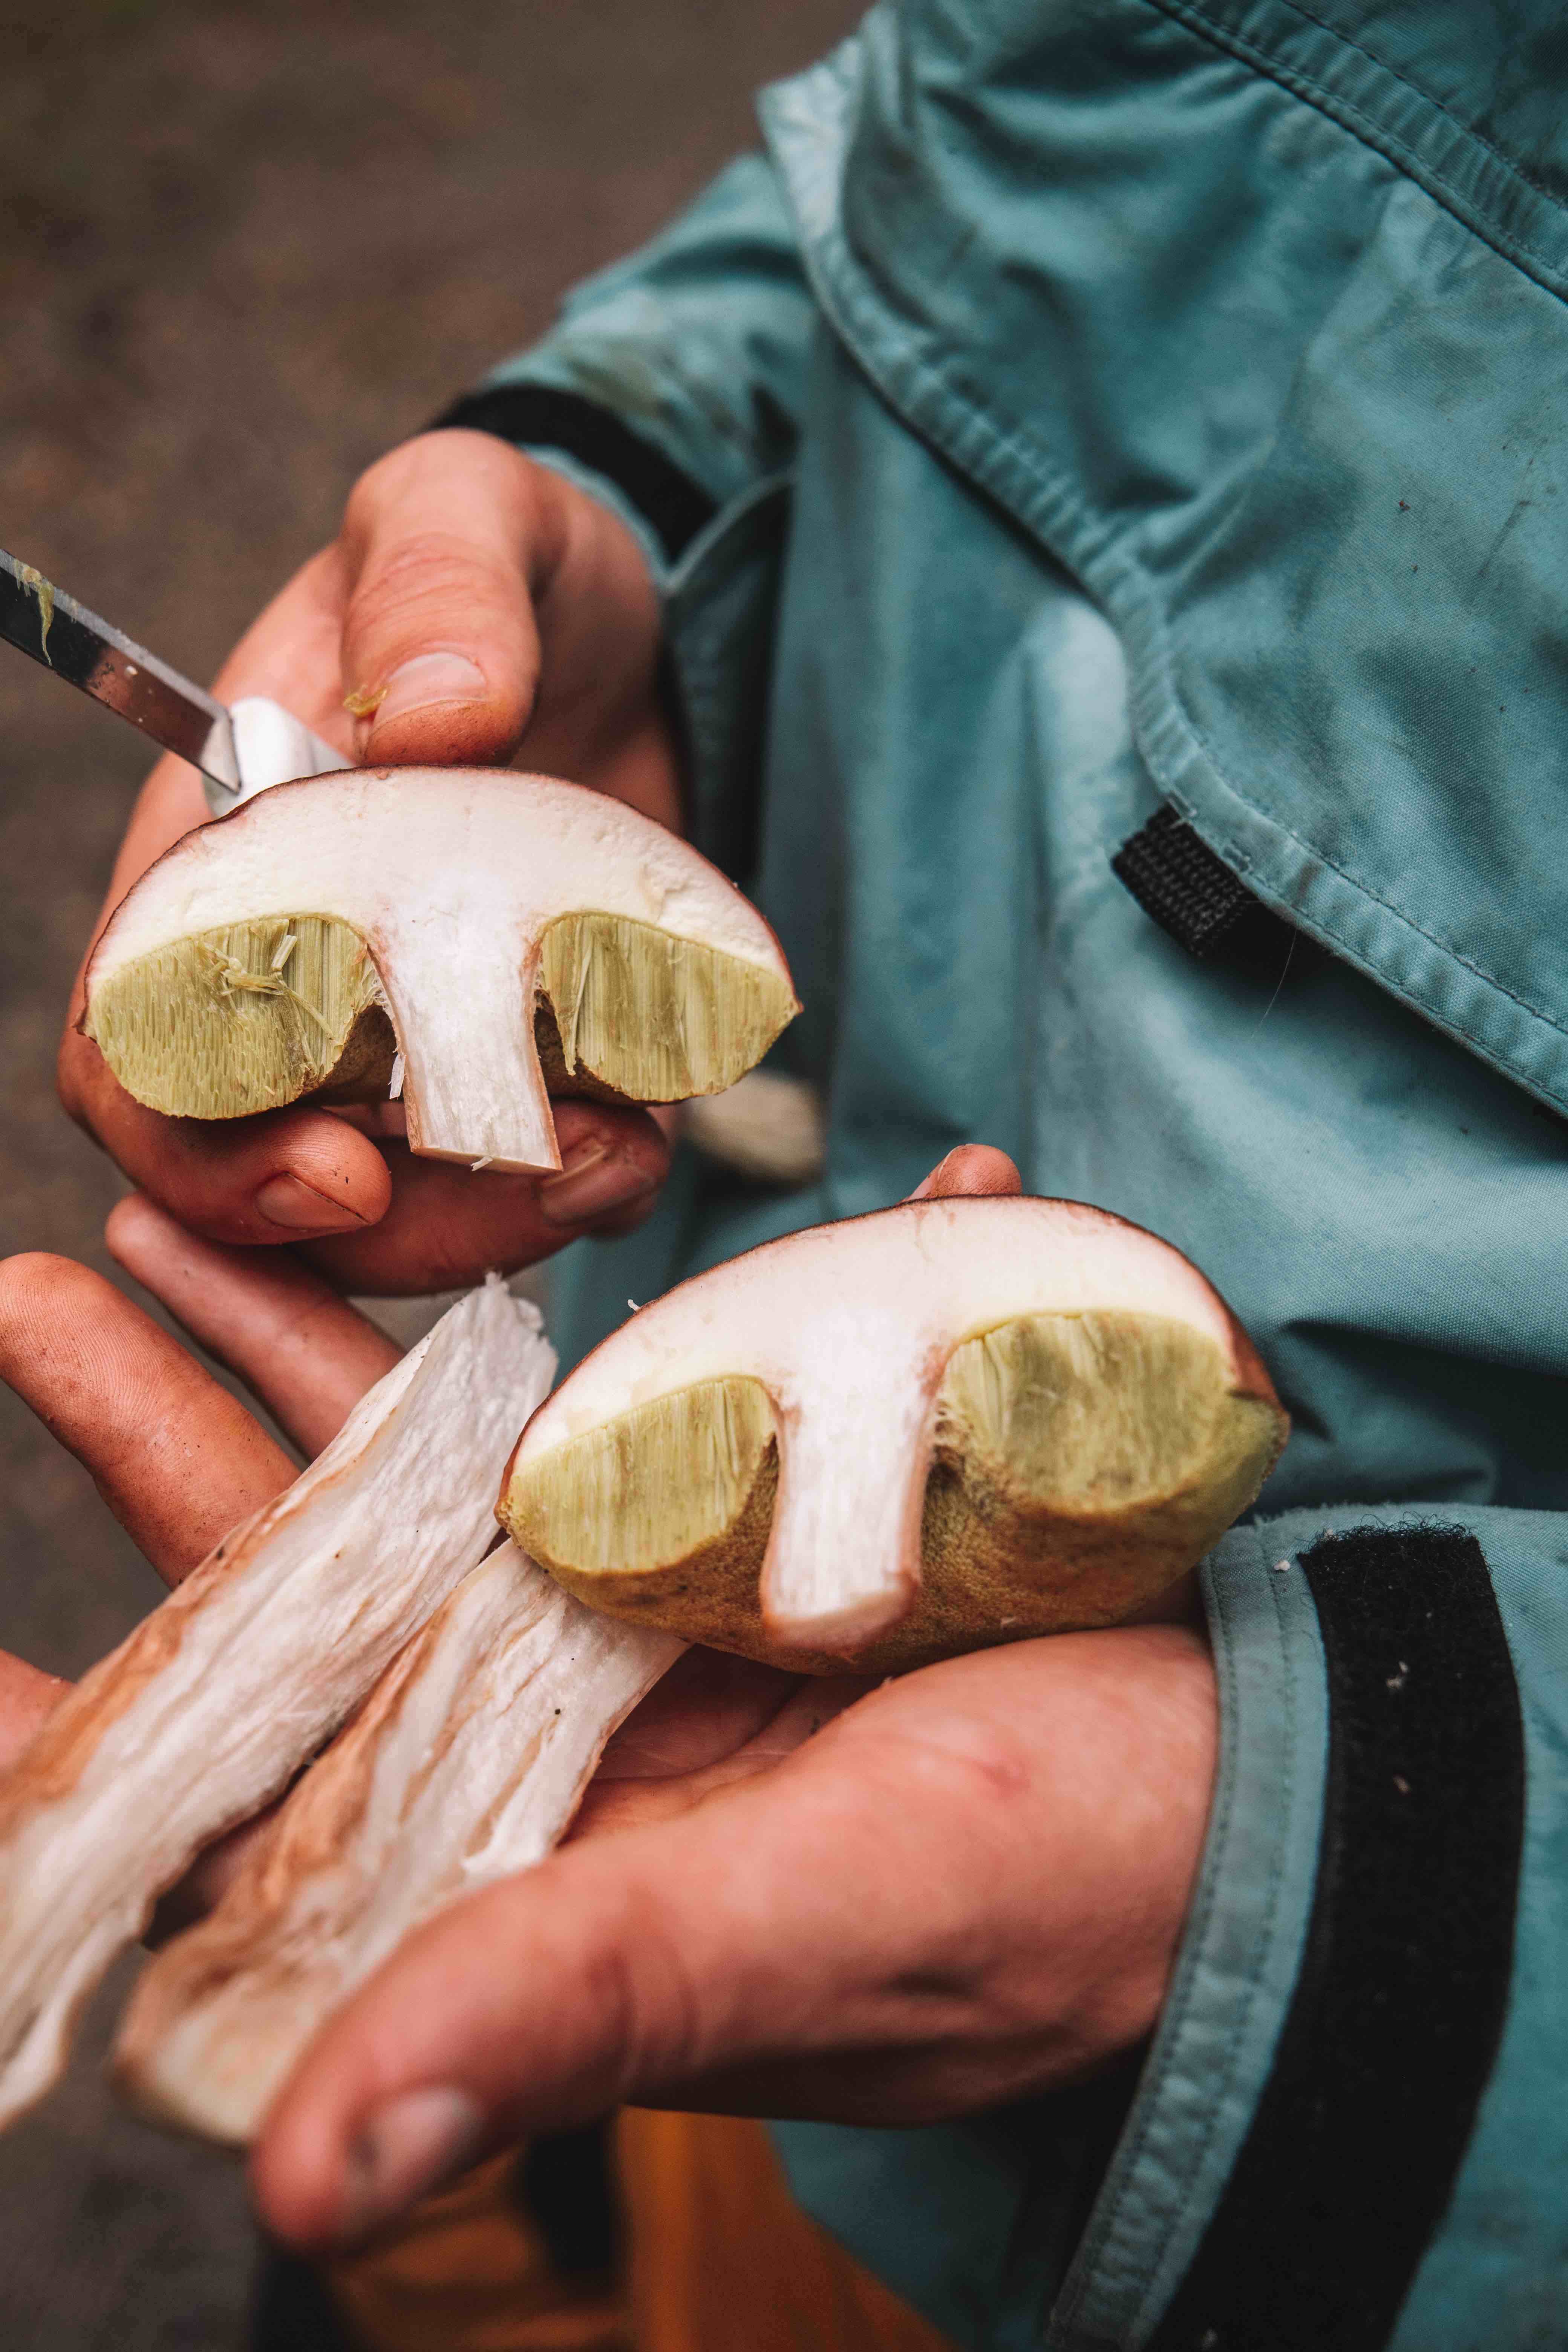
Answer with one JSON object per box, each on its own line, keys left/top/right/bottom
{"left": 1197, "top": 0, "right": 1568, "bottom": 216}
{"left": 1051, "top": 1529, "right": 1298, "bottom": 2343}
{"left": 1146, "top": 0, "right": 1568, "bottom": 305}
{"left": 773, "top": 196, "right": 1568, "bottom": 1104}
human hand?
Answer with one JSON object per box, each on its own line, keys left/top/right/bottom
{"left": 251, "top": 1144, "right": 1219, "bottom": 2251}
{"left": 57, "top": 430, "right": 678, "bottom": 1293}
{"left": 255, "top": 1610, "right": 1215, "bottom": 2252}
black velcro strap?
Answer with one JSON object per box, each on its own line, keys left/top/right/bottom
{"left": 1112, "top": 806, "right": 1298, "bottom": 976}
{"left": 1150, "top": 1525, "right": 1524, "bottom": 2352}
{"left": 428, "top": 383, "right": 718, "bottom": 564}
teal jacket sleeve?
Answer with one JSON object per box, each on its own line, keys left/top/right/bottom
{"left": 1052, "top": 1505, "right": 1554, "bottom": 2352}
{"left": 773, "top": 1503, "right": 1560, "bottom": 2352}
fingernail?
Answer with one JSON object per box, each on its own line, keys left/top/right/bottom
{"left": 371, "top": 652, "right": 489, "bottom": 732}
{"left": 908, "top": 1152, "right": 960, "bottom": 1201}
{"left": 536, "top": 1139, "right": 656, "bottom": 1227}
{"left": 254, "top": 1173, "right": 371, "bottom": 1233}
{"left": 339, "top": 2086, "right": 487, "bottom": 2245}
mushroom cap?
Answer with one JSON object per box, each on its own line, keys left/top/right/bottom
{"left": 83, "top": 768, "right": 798, "bottom": 1171}
{"left": 501, "top": 1196, "right": 1287, "bottom": 1672}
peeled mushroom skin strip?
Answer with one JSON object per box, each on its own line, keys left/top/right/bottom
{"left": 116, "top": 1542, "right": 683, "bottom": 2144}
{"left": 0, "top": 1278, "right": 554, "bottom": 2134}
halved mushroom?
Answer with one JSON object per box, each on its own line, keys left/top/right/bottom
{"left": 0, "top": 1280, "right": 553, "bottom": 2132}
{"left": 501, "top": 1197, "right": 1288, "bottom": 1672}
{"left": 116, "top": 1544, "right": 681, "bottom": 2144}
{"left": 81, "top": 769, "right": 799, "bottom": 1171}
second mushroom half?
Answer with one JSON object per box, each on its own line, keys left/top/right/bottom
{"left": 501, "top": 1196, "right": 1289, "bottom": 1672}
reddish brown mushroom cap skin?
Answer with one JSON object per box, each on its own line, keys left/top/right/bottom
{"left": 500, "top": 1197, "right": 1289, "bottom": 1674}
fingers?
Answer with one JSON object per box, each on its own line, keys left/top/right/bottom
{"left": 106, "top": 1196, "right": 402, "bottom": 1458}
{"left": 0, "top": 1232, "right": 331, "bottom": 1838}
{"left": 0, "top": 1256, "right": 294, "bottom": 1586}
{"left": 296, "top": 1099, "right": 670, "bottom": 1295}
{"left": 253, "top": 1629, "right": 1216, "bottom": 2250}
{"left": 340, "top": 432, "right": 545, "bottom": 769}
{"left": 58, "top": 1036, "right": 394, "bottom": 1243}
{"left": 61, "top": 1049, "right": 667, "bottom": 1280}
{"left": 909, "top": 1145, "right": 1023, "bottom": 1200}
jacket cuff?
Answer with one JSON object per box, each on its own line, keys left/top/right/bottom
{"left": 429, "top": 380, "right": 712, "bottom": 577}
{"left": 1046, "top": 1515, "right": 1329, "bottom": 2346}
{"left": 1049, "top": 1510, "right": 1525, "bottom": 2352}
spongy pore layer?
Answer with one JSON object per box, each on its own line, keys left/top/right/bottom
{"left": 535, "top": 911, "right": 797, "bottom": 1107}
{"left": 84, "top": 914, "right": 394, "bottom": 1118}
{"left": 86, "top": 908, "right": 796, "bottom": 1127}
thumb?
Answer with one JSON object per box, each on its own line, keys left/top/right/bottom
{"left": 909, "top": 1144, "right": 1023, "bottom": 1200}
{"left": 251, "top": 1736, "right": 914, "bottom": 2251}
{"left": 340, "top": 429, "right": 546, "bottom": 767}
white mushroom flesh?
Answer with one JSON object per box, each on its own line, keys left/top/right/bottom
{"left": 116, "top": 1543, "right": 681, "bottom": 2143}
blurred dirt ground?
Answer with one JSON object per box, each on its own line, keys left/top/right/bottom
{"left": 0, "top": 3, "right": 853, "bottom": 2343}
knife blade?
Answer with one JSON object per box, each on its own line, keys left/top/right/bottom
{"left": 0, "top": 545, "right": 345, "bottom": 814}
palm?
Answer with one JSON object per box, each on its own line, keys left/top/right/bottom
{"left": 574, "top": 1647, "right": 863, "bottom": 1838}
{"left": 567, "top": 1621, "right": 1212, "bottom": 2124}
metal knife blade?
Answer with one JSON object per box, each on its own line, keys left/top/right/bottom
{"left": 0, "top": 545, "right": 346, "bottom": 814}
{"left": 1, "top": 544, "right": 243, "bottom": 793}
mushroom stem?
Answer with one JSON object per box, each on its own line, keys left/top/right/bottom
{"left": 389, "top": 925, "right": 557, "bottom": 1171}
{"left": 116, "top": 1544, "right": 681, "bottom": 2144}
{"left": 0, "top": 1281, "right": 553, "bottom": 2133}
{"left": 760, "top": 1328, "right": 934, "bottom": 1654}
